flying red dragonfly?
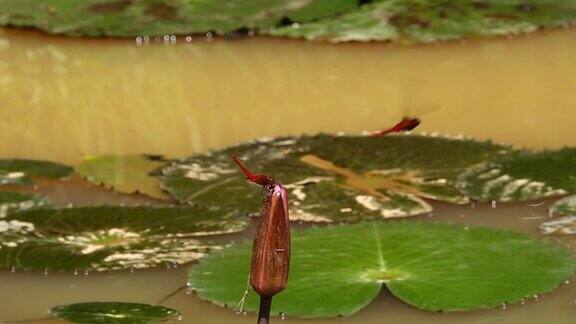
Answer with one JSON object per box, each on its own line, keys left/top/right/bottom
{"left": 372, "top": 117, "right": 421, "bottom": 136}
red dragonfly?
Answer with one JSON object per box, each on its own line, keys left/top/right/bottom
{"left": 372, "top": 117, "right": 421, "bottom": 136}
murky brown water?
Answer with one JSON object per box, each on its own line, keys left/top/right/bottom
{"left": 1, "top": 28, "right": 576, "bottom": 164}
{"left": 0, "top": 26, "right": 575, "bottom": 323}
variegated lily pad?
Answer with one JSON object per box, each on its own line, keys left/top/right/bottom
{"left": 0, "top": 159, "right": 73, "bottom": 185}
{"left": 189, "top": 221, "right": 575, "bottom": 317}
{"left": 456, "top": 149, "right": 576, "bottom": 202}
{"left": 0, "top": 206, "right": 248, "bottom": 271}
{"left": 540, "top": 216, "right": 576, "bottom": 235}
{"left": 540, "top": 195, "right": 576, "bottom": 235}
{"left": 269, "top": 0, "right": 576, "bottom": 43}
{"left": 549, "top": 195, "right": 576, "bottom": 216}
{"left": 160, "top": 134, "right": 511, "bottom": 221}
{"left": 0, "top": 191, "right": 51, "bottom": 218}
{"left": 0, "top": 0, "right": 358, "bottom": 37}
{"left": 0, "top": 0, "right": 574, "bottom": 43}
{"left": 49, "top": 302, "right": 180, "bottom": 323}
{"left": 75, "top": 155, "right": 170, "bottom": 200}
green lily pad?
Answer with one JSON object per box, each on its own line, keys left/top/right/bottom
{"left": 0, "top": 0, "right": 358, "bottom": 37}
{"left": 49, "top": 302, "right": 180, "bottom": 323}
{"left": 0, "top": 159, "right": 73, "bottom": 185}
{"left": 189, "top": 221, "right": 575, "bottom": 317}
{"left": 160, "top": 134, "right": 510, "bottom": 221}
{"left": 269, "top": 0, "right": 576, "bottom": 42}
{"left": 75, "top": 155, "right": 170, "bottom": 200}
{"left": 0, "top": 191, "right": 51, "bottom": 218}
{"left": 456, "top": 148, "right": 576, "bottom": 202}
{"left": 550, "top": 195, "right": 576, "bottom": 216}
{"left": 0, "top": 206, "right": 248, "bottom": 271}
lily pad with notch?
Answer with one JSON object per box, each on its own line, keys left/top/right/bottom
{"left": 160, "top": 134, "right": 512, "bottom": 221}
{"left": 0, "top": 206, "right": 248, "bottom": 271}
{"left": 49, "top": 302, "right": 180, "bottom": 323}
{"left": 75, "top": 154, "right": 170, "bottom": 200}
{"left": 189, "top": 221, "right": 576, "bottom": 317}
{"left": 456, "top": 148, "right": 576, "bottom": 202}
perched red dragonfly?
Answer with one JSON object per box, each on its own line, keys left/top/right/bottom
{"left": 232, "top": 156, "right": 290, "bottom": 324}
{"left": 372, "top": 117, "right": 421, "bottom": 136}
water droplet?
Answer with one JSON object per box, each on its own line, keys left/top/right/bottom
{"left": 491, "top": 200, "right": 497, "bottom": 208}
{"left": 280, "top": 313, "right": 286, "bottom": 320}
{"left": 205, "top": 32, "right": 214, "bottom": 42}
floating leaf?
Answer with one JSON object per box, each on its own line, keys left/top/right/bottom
{"left": 549, "top": 195, "right": 576, "bottom": 216}
{"left": 0, "top": 170, "right": 31, "bottom": 185}
{"left": 0, "top": 159, "right": 73, "bottom": 185}
{"left": 161, "top": 134, "right": 510, "bottom": 221}
{"left": 269, "top": 0, "right": 576, "bottom": 42}
{"left": 540, "top": 216, "right": 576, "bottom": 235}
{"left": 0, "top": 206, "right": 248, "bottom": 271}
{"left": 456, "top": 148, "right": 576, "bottom": 202}
{"left": 189, "top": 221, "right": 575, "bottom": 317}
{"left": 76, "top": 155, "right": 170, "bottom": 200}
{"left": 0, "top": 0, "right": 358, "bottom": 37}
{"left": 49, "top": 302, "right": 180, "bottom": 323}
{"left": 0, "top": 191, "right": 51, "bottom": 218}
{"left": 1, "top": 0, "right": 574, "bottom": 41}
